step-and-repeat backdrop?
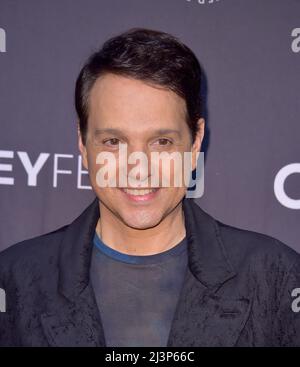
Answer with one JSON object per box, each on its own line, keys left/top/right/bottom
{"left": 0, "top": 0, "right": 299, "bottom": 252}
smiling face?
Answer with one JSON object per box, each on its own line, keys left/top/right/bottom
{"left": 79, "top": 73, "right": 204, "bottom": 230}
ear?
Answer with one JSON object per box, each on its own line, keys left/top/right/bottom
{"left": 78, "top": 124, "right": 88, "bottom": 170}
{"left": 191, "top": 118, "right": 205, "bottom": 171}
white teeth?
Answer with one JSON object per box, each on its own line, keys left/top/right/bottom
{"left": 123, "top": 188, "right": 157, "bottom": 196}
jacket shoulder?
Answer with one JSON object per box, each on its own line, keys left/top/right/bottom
{"left": 0, "top": 225, "right": 68, "bottom": 278}
{"left": 216, "top": 219, "right": 300, "bottom": 269}
{"left": 189, "top": 200, "right": 299, "bottom": 263}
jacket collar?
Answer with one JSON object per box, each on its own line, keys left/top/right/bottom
{"left": 58, "top": 197, "right": 237, "bottom": 301}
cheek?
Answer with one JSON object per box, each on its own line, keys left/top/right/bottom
{"left": 85, "top": 149, "right": 95, "bottom": 168}
{"left": 159, "top": 187, "right": 186, "bottom": 204}
{"left": 87, "top": 157, "right": 97, "bottom": 179}
{"left": 85, "top": 156, "right": 102, "bottom": 191}
{"left": 157, "top": 154, "right": 191, "bottom": 188}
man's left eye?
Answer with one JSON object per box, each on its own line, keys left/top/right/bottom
{"left": 154, "top": 138, "right": 173, "bottom": 146}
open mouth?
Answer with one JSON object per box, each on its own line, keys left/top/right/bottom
{"left": 119, "top": 187, "right": 160, "bottom": 202}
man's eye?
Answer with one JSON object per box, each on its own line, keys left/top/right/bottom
{"left": 103, "top": 138, "right": 120, "bottom": 146}
{"left": 154, "top": 138, "right": 173, "bottom": 146}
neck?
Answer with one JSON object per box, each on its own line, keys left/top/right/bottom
{"left": 96, "top": 201, "right": 186, "bottom": 256}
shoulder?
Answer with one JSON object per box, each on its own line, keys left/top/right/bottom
{"left": 0, "top": 225, "right": 68, "bottom": 283}
{"left": 189, "top": 199, "right": 299, "bottom": 265}
{"left": 216, "top": 219, "right": 300, "bottom": 273}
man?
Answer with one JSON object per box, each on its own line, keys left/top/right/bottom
{"left": 0, "top": 28, "right": 300, "bottom": 347}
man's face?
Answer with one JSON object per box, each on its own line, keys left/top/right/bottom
{"left": 79, "top": 73, "right": 204, "bottom": 230}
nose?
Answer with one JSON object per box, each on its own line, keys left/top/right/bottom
{"left": 118, "top": 142, "right": 152, "bottom": 188}
{"left": 128, "top": 144, "right": 151, "bottom": 187}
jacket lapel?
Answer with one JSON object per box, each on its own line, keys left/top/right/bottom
{"left": 41, "top": 197, "right": 253, "bottom": 347}
{"left": 167, "top": 198, "right": 253, "bottom": 347}
{"left": 40, "top": 283, "right": 106, "bottom": 347}
{"left": 166, "top": 267, "right": 253, "bottom": 347}
{"left": 41, "top": 198, "right": 106, "bottom": 346}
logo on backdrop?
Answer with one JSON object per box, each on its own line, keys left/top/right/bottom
{"left": 186, "top": 0, "right": 221, "bottom": 5}
{"left": 291, "top": 28, "right": 300, "bottom": 53}
{"left": 0, "top": 149, "right": 204, "bottom": 199}
{"left": 274, "top": 163, "right": 300, "bottom": 209}
{"left": 0, "top": 28, "right": 6, "bottom": 53}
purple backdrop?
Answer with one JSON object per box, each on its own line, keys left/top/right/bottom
{"left": 0, "top": 0, "right": 299, "bottom": 253}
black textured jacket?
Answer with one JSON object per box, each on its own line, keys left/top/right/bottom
{"left": 0, "top": 197, "right": 300, "bottom": 347}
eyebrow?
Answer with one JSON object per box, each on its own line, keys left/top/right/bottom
{"left": 93, "top": 128, "right": 182, "bottom": 137}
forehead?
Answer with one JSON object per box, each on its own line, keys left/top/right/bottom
{"left": 88, "top": 73, "right": 187, "bottom": 128}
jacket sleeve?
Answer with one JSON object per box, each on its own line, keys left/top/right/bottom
{"left": 272, "top": 258, "right": 300, "bottom": 346}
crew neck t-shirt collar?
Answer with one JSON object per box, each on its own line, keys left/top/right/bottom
{"left": 93, "top": 231, "right": 187, "bottom": 265}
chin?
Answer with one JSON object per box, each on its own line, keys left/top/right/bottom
{"left": 122, "top": 214, "right": 163, "bottom": 230}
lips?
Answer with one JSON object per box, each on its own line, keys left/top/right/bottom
{"left": 119, "top": 187, "right": 160, "bottom": 202}
{"left": 122, "top": 188, "right": 157, "bottom": 196}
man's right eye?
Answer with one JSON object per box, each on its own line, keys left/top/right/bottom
{"left": 103, "top": 138, "right": 120, "bottom": 146}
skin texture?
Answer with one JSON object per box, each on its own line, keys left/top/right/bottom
{"left": 79, "top": 73, "right": 205, "bottom": 255}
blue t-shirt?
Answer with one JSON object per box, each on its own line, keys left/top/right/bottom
{"left": 90, "top": 231, "right": 188, "bottom": 347}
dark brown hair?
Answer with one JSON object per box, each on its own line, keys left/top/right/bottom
{"left": 75, "top": 28, "right": 203, "bottom": 144}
